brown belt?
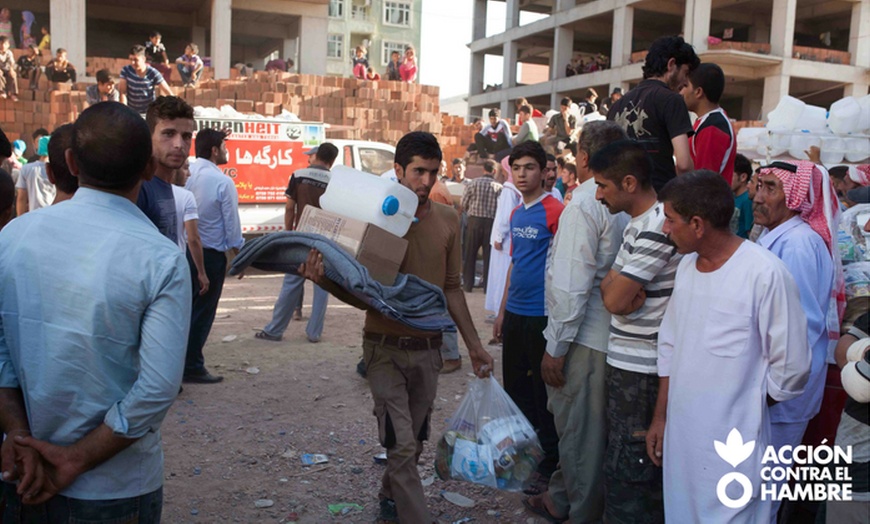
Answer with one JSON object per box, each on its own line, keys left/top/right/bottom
{"left": 364, "top": 332, "right": 443, "bottom": 351}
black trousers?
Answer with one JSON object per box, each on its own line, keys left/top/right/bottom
{"left": 462, "top": 215, "right": 493, "bottom": 292}
{"left": 502, "top": 310, "right": 560, "bottom": 478}
{"left": 474, "top": 133, "right": 512, "bottom": 158}
{"left": 185, "top": 248, "right": 227, "bottom": 375}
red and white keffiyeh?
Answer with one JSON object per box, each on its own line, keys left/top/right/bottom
{"left": 849, "top": 165, "right": 870, "bottom": 187}
{"left": 759, "top": 160, "right": 845, "bottom": 341}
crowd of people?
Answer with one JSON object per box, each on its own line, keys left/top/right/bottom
{"left": 565, "top": 53, "right": 609, "bottom": 77}
{"left": 446, "top": 34, "right": 870, "bottom": 524}
{"left": 351, "top": 44, "right": 418, "bottom": 83}
{"left": 0, "top": 33, "right": 868, "bottom": 524}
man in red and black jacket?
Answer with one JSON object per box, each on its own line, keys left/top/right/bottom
{"left": 682, "top": 63, "right": 736, "bottom": 185}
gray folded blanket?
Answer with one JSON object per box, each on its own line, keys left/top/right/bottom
{"left": 229, "top": 232, "right": 456, "bottom": 333}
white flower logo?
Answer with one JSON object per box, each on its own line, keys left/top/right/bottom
{"left": 715, "top": 428, "right": 756, "bottom": 468}
{"left": 715, "top": 428, "right": 755, "bottom": 509}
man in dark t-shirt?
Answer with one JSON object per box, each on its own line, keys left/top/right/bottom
{"left": 608, "top": 35, "right": 699, "bottom": 192}
{"left": 138, "top": 97, "right": 197, "bottom": 245}
{"left": 255, "top": 143, "right": 339, "bottom": 344}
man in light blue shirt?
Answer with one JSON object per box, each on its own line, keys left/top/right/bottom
{"left": 0, "top": 102, "right": 191, "bottom": 517}
{"left": 184, "top": 128, "right": 244, "bottom": 383}
{"left": 753, "top": 161, "right": 835, "bottom": 523}
{"left": 536, "top": 121, "right": 629, "bottom": 523}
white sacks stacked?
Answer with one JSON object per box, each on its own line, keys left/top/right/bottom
{"left": 740, "top": 94, "right": 870, "bottom": 163}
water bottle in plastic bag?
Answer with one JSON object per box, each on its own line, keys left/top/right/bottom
{"left": 434, "top": 376, "right": 544, "bottom": 492}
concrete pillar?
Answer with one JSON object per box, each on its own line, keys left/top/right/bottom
{"left": 555, "top": 0, "right": 577, "bottom": 12}
{"left": 502, "top": 41, "right": 518, "bottom": 120}
{"left": 503, "top": 41, "right": 518, "bottom": 89}
{"left": 552, "top": 26, "right": 573, "bottom": 81}
{"left": 844, "top": 83, "right": 869, "bottom": 98}
{"left": 849, "top": 0, "right": 870, "bottom": 67}
{"left": 51, "top": 0, "right": 86, "bottom": 76}
{"left": 690, "top": 0, "right": 711, "bottom": 53}
{"left": 749, "top": 23, "right": 770, "bottom": 44}
{"left": 283, "top": 39, "right": 298, "bottom": 69}
{"left": 500, "top": 99, "right": 511, "bottom": 117}
{"left": 469, "top": 52, "right": 485, "bottom": 96}
{"left": 762, "top": 74, "right": 789, "bottom": 121}
{"left": 473, "top": 0, "right": 487, "bottom": 41}
{"left": 682, "top": 0, "right": 695, "bottom": 45}
{"left": 741, "top": 93, "right": 764, "bottom": 121}
{"left": 611, "top": 6, "right": 634, "bottom": 68}
{"left": 298, "top": 15, "right": 327, "bottom": 75}
{"left": 506, "top": 0, "right": 520, "bottom": 30}
{"left": 210, "top": 0, "right": 232, "bottom": 80}
{"left": 770, "top": 0, "right": 796, "bottom": 58}
{"left": 192, "top": 26, "right": 207, "bottom": 58}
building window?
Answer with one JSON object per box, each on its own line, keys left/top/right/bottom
{"left": 383, "top": 1, "right": 411, "bottom": 26}
{"left": 328, "top": 34, "right": 344, "bottom": 59}
{"left": 382, "top": 41, "right": 407, "bottom": 66}
{"left": 351, "top": 5, "right": 369, "bottom": 20}
{"left": 329, "top": 0, "right": 345, "bottom": 19}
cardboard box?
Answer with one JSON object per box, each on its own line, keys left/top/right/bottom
{"left": 297, "top": 206, "right": 407, "bottom": 286}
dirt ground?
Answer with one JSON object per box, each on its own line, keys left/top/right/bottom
{"left": 161, "top": 271, "right": 550, "bottom": 524}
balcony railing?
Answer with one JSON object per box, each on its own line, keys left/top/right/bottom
{"left": 351, "top": 6, "right": 369, "bottom": 21}
{"left": 793, "top": 46, "right": 851, "bottom": 65}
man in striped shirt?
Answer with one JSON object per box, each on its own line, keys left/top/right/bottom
{"left": 118, "top": 45, "right": 173, "bottom": 114}
{"left": 591, "top": 140, "right": 680, "bottom": 524}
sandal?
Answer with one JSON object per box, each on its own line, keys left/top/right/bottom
{"left": 375, "top": 498, "right": 398, "bottom": 523}
{"left": 522, "top": 471, "right": 550, "bottom": 495}
{"left": 523, "top": 494, "right": 567, "bottom": 524}
{"left": 254, "top": 330, "right": 282, "bottom": 342}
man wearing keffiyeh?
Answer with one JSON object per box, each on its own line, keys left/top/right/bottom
{"left": 753, "top": 160, "right": 843, "bottom": 523}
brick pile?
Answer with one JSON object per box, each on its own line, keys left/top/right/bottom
{"left": 85, "top": 56, "right": 215, "bottom": 84}
{"left": 183, "top": 71, "right": 445, "bottom": 145}
{"left": 439, "top": 113, "right": 478, "bottom": 162}
{"left": 0, "top": 57, "right": 481, "bottom": 151}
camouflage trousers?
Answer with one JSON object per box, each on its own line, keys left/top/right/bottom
{"left": 603, "top": 365, "right": 664, "bottom": 524}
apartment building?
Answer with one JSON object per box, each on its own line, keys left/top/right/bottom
{"left": 7, "top": 0, "right": 332, "bottom": 80}
{"left": 468, "top": 0, "right": 870, "bottom": 121}
{"left": 325, "top": 0, "right": 421, "bottom": 78}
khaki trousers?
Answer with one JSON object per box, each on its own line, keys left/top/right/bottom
{"left": 0, "top": 68, "right": 17, "bottom": 96}
{"left": 546, "top": 343, "right": 608, "bottom": 523}
{"left": 364, "top": 338, "right": 442, "bottom": 523}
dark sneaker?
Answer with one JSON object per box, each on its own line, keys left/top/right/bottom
{"left": 183, "top": 371, "right": 224, "bottom": 384}
{"left": 376, "top": 498, "right": 398, "bottom": 523}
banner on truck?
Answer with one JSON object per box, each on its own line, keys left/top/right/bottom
{"left": 192, "top": 118, "right": 326, "bottom": 204}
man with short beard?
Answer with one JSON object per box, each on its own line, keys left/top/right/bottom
{"left": 608, "top": 35, "right": 699, "bottom": 192}
{"left": 592, "top": 140, "right": 682, "bottom": 524}
{"left": 138, "top": 96, "right": 195, "bottom": 245}
{"left": 300, "top": 132, "right": 494, "bottom": 524}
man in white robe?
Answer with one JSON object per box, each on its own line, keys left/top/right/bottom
{"left": 485, "top": 171, "right": 521, "bottom": 317}
{"left": 647, "top": 170, "right": 811, "bottom": 523}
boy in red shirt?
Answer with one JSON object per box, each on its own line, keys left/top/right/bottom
{"left": 682, "top": 63, "right": 736, "bottom": 184}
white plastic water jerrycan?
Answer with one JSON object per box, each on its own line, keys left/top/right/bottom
{"left": 320, "top": 165, "right": 419, "bottom": 237}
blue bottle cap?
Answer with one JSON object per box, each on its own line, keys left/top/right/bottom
{"left": 382, "top": 195, "right": 400, "bottom": 216}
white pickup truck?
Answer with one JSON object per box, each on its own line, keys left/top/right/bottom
{"left": 237, "top": 139, "right": 396, "bottom": 234}
{"left": 191, "top": 115, "right": 395, "bottom": 234}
